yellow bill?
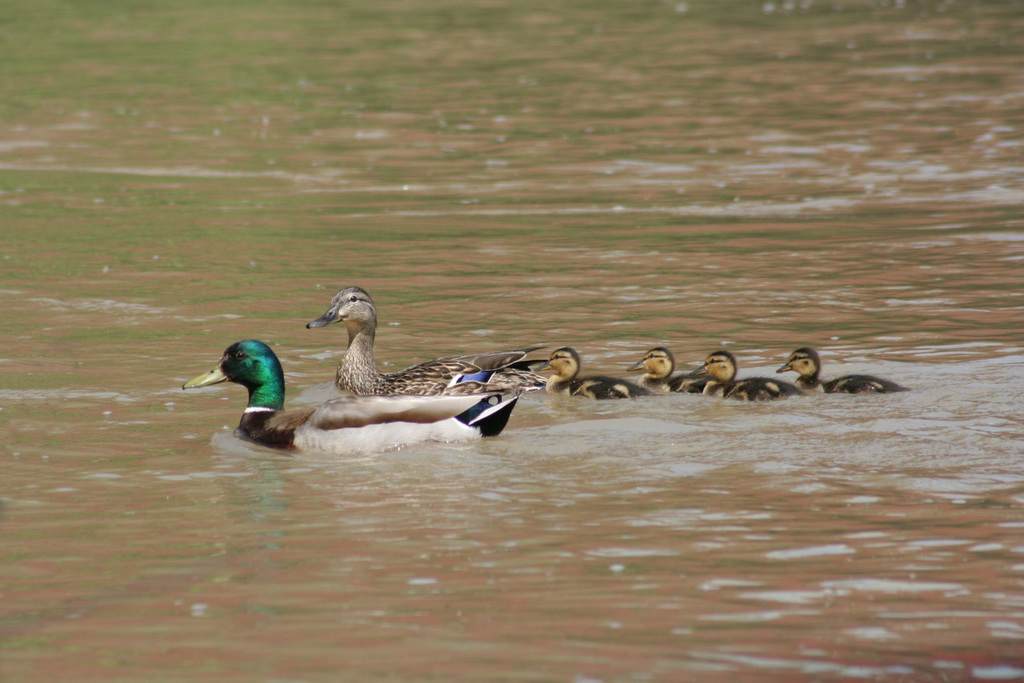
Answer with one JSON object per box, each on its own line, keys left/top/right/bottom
{"left": 183, "top": 365, "right": 228, "bottom": 390}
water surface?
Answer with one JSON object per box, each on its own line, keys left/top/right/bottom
{"left": 3, "top": 0, "right": 1024, "bottom": 679}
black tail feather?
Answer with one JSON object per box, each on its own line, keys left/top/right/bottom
{"left": 455, "top": 394, "right": 519, "bottom": 437}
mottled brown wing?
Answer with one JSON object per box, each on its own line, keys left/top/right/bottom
{"left": 388, "top": 347, "right": 546, "bottom": 394}
{"left": 438, "top": 346, "right": 545, "bottom": 370}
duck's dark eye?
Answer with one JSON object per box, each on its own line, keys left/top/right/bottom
{"left": 349, "top": 295, "right": 358, "bottom": 302}
{"left": 233, "top": 350, "right": 247, "bottom": 359}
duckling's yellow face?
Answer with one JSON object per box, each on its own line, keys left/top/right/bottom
{"left": 701, "top": 352, "right": 736, "bottom": 382}
{"left": 778, "top": 350, "right": 818, "bottom": 378}
{"left": 540, "top": 347, "right": 580, "bottom": 380}
{"left": 637, "top": 348, "right": 673, "bottom": 379}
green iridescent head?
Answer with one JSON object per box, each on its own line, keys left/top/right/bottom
{"left": 183, "top": 339, "right": 286, "bottom": 410}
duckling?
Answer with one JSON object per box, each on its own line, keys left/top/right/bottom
{"left": 307, "top": 286, "right": 546, "bottom": 395}
{"left": 696, "top": 349, "right": 803, "bottom": 401}
{"left": 539, "top": 346, "right": 654, "bottom": 399}
{"left": 183, "top": 340, "right": 519, "bottom": 453}
{"left": 777, "top": 347, "right": 908, "bottom": 394}
{"left": 627, "top": 347, "right": 709, "bottom": 394}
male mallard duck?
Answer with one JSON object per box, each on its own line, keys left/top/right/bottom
{"left": 539, "top": 346, "right": 654, "bottom": 399}
{"left": 696, "top": 349, "right": 803, "bottom": 401}
{"left": 306, "top": 286, "right": 546, "bottom": 395}
{"left": 183, "top": 340, "right": 519, "bottom": 453}
{"left": 627, "top": 347, "right": 709, "bottom": 394}
{"left": 777, "top": 347, "right": 908, "bottom": 394}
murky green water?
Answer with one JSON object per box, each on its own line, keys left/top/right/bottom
{"left": 4, "top": 0, "right": 1024, "bottom": 679}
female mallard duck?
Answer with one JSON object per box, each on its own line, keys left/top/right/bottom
{"left": 777, "top": 347, "right": 908, "bottom": 394}
{"left": 307, "top": 286, "right": 546, "bottom": 395}
{"left": 539, "top": 346, "right": 654, "bottom": 399}
{"left": 696, "top": 349, "right": 803, "bottom": 401}
{"left": 627, "top": 347, "right": 709, "bottom": 394}
{"left": 183, "top": 340, "right": 519, "bottom": 453}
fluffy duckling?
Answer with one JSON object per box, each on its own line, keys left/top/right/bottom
{"left": 696, "top": 349, "right": 803, "bottom": 401}
{"left": 183, "top": 340, "right": 519, "bottom": 453}
{"left": 627, "top": 347, "right": 708, "bottom": 394}
{"left": 777, "top": 347, "right": 908, "bottom": 394}
{"left": 539, "top": 346, "right": 654, "bottom": 399}
{"left": 307, "top": 286, "right": 546, "bottom": 395}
